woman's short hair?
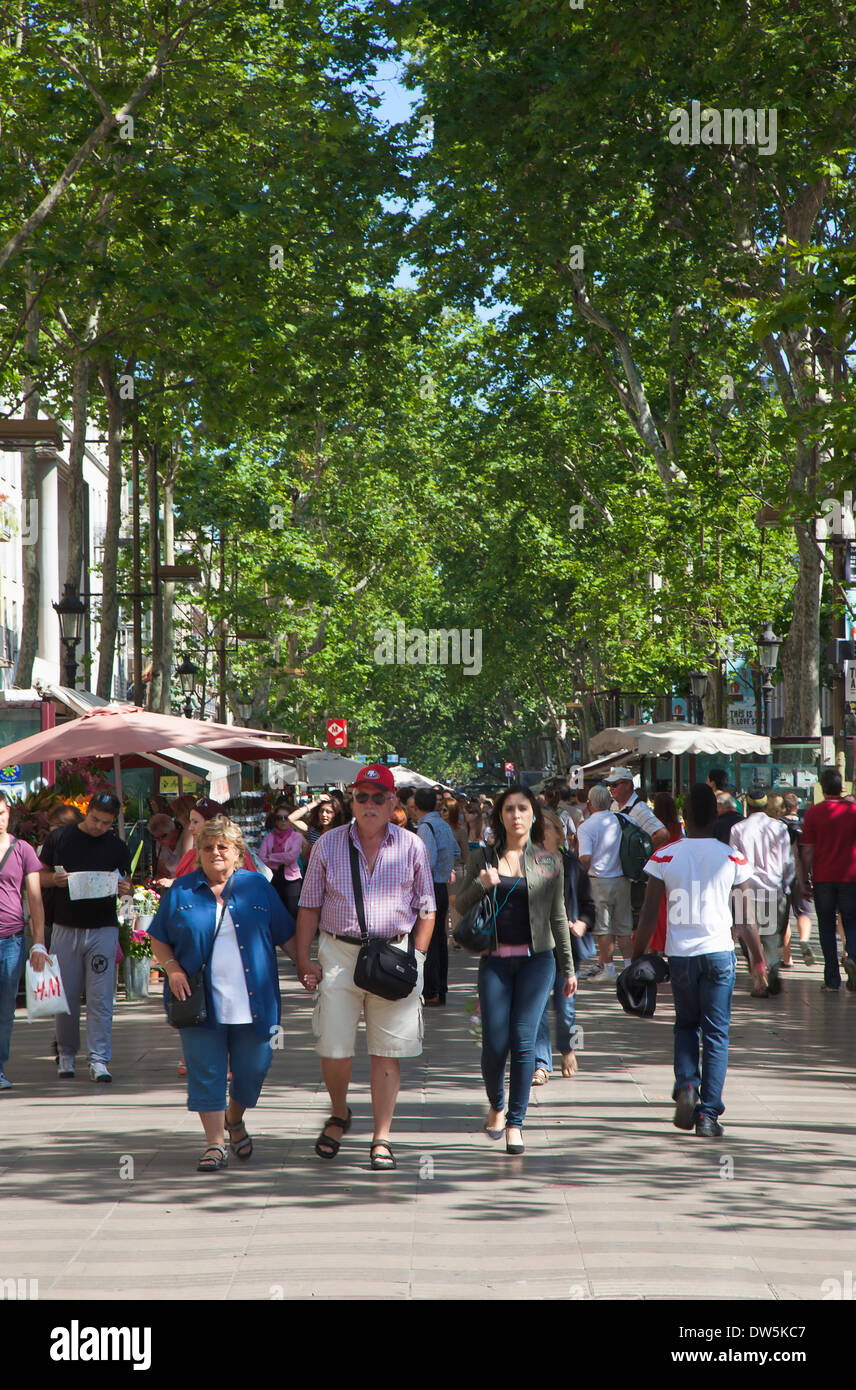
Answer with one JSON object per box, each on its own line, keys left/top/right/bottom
{"left": 765, "top": 794, "right": 785, "bottom": 820}
{"left": 195, "top": 815, "right": 246, "bottom": 867}
{"left": 147, "top": 812, "right": 175, "bottom": 837}
{"left": 588, "top": 785, "right": 612, "bottom": 812}
{"left": 169, "top": 794, "right": 197, "bottom": 825}
{"left": 390, "top": 806, "right": 408, "bottom": 827}
{"left": 539, "top": 806, "right": 564, "bottom": 839}
{"left": 490, "top": 785, "right": 543, "bottom": 847}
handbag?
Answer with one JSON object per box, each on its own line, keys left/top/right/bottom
{"left": 348, "top": 839, "right": 418, "bottom": 1001}
{"left": 167, "top": 897, "right": 228, "bottom": 1028}
{"left": 453, "top": 846, "right": 498, "bottom": 953}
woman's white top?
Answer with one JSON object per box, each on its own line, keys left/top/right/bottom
{"left": 210, "top": 906, "right": 252, "bottom": 1024}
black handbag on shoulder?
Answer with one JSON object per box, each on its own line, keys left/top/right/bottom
{"left": 453, "top": 846, "right": 498, "bottom": 953}
{"left": 167, "top": 898, "right": 228, "bottom": 1029}
{"left": 348, "top": 839, "right": 418, "bottom": 1001}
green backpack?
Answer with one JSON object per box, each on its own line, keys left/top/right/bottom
{"left": 615, "top": 811, "right": 653, "bottom": 881}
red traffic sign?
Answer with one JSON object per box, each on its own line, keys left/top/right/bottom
{"left": 504, "top": 761, "right": 515, "bottom": 775}
{"left": 327, "top": 718, "right": 348, "bottom": 748}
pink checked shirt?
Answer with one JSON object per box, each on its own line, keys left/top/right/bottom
{"left": 298, "top": 822, "right": 436, "bottom": 939}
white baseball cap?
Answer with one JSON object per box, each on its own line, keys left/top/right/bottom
{"left": 605, "top": 767, "right": 635, "bottom": 784}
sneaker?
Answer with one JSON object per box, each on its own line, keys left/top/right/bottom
{"left": 766, "top": 962, "right": 782, "bottom": 996}
{"left": 800, "top": 942, "right": 815, "bottom": 966}
{"left": 57, "top": 1052, "right": 75, "bottom": 1078}
{"left": 820, "top": 983, "right": 841, "bottom": 993}
{"left": 604, "top": 962, "right": 617, "bottom": 981}
{"left": 843, "top": 957, "right": 856, "bottom": 993}
{"left": 89, "top": 1062, "right": 112, "bottom": 1083}
{"left": 579, "top": 962, "right": 605, "bottom": 981}
{"left": 695, "top": 1115, "right": 724, "bottom": 1138}
{"left": 0, "top": 1072, "right": 12, "bottom": 1090}
{"left": 673, "top": 1086, "right": 699, "bottom": 1131}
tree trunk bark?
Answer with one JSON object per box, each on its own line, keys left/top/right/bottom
{"left": 13, "top": 269, "right": 41, "bottom": 688}
{"left": 145, "top": 440, "right": 164, "bottom": 711}
{"left": 95, "top": 361, "right": 125, "bottom": 699}
{"left": 779, "top": 520, "right": 823, "bottom": 737}
{"left": 64, "top": 352, "right": 91, "bottom": 592}
{"left": 159, "top": 461, "right": 176, "bottom": 713}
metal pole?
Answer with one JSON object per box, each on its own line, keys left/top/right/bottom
{"left": 218, "top": 530, "right": 226, "bottom": 724}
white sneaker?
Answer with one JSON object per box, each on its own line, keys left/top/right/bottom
{"left": 57, "top": 1052, "right": 75, "bottom": 1077}
{"left": 604, "top": 962, "right": 617, "bottom": 980}
{"left": 89, "top": 1062, "right": 112, "bottom": 1083}
{"left": 0, "top": 1072, "right": 11, "bottom": 1090}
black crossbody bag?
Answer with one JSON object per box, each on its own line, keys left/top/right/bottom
{"left": 348, "top": 839, "right": 419, "bottom": 1001}
{"left": 168, "top": 897, "right": 229, "bottom": 1029}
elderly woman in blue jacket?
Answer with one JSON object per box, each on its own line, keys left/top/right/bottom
{"left": 149, "top": 816, "right": 297, "bottom": 1172}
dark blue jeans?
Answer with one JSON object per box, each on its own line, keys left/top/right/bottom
{"left": 668, "top": 951, "right": 735, "bottom": 1120}
{"left": 479, "top": 950, "right": 556, "bottom": 1126}
{"left": 424, "top": 883, "right": 449, "bottom": 1001}
{"left": 812, "top": 882, "right": 856, "bottom": 988}
{"left": 0, "top": 933, "right": 25, "bottom": 1071}
{"left": 534, "top": 964, "right": 576, "bottom": 1071}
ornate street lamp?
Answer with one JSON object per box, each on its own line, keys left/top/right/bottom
{"left": 176, "top": 654, "right": 200, "bottom": 719}
{"left": 689, "top": 670, "right": 708, "bottom": 725}
{"left": 235, "top": 692, "right": 253, "bottom": 725}
{"left": 757, "top": 623, "right": 782, "bottom": 737}
{"left": 52, "top": 582, "right": 87, "bottom": 688}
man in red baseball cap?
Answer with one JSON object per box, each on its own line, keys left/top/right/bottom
{"left": 296, "top": 762, "right": 436, "bottom": 1170}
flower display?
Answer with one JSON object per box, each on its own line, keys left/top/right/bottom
{"left": 127, "top": 926, "right": 154, "bottom": 960}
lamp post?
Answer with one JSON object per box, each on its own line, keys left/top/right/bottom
{"left": 757, "top": 623, "right": 782, "bottom": 738}
{"left": 235, "top": 693, "right": 253, "bottom": 725}
{"left": 689, "top": 670, "right": 708, "bottom": 726}
{"left": 52, "top": 582, "right": 87, "bottom": 688}
{"left": 176, "top": 654, "right": 199, "bottom": 719}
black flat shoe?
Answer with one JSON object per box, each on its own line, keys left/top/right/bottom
{"left": 505, "top": 1128, "right": 524, "bottom": 1155}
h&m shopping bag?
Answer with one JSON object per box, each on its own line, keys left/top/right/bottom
{"left": 25, "top": 955, "right": 70, "bottom": 1021}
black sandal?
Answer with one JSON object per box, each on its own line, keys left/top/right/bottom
{"left": 225, "top": 1116, "right": 253, "bottom": 1161}
{"left": 314, "top": 1107, "right": 352, "bottom": 1160}
{"left": 370, "top": 1140, "right": 396, "bottom": 1170}
{"left": 197, "top": 1143, "right": 228, "bottom": 1172}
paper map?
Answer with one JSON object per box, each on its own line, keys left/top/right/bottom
{"left": 67, "top": 870, "right": 121, "bottom": 901}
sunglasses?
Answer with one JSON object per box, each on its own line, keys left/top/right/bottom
{"left": 354, "top": 791, "right": 388, "bottom": 805}
{"left": 274, "top": 814, "right": 290, "bottom": 822}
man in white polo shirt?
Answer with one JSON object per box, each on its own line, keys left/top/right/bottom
{"left": 576, "top": 785, "right": 629, "bottom": 981}
{"left": 633, "top": 783, "right": 767, "bottom": 1138}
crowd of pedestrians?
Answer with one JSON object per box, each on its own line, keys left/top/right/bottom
{"left": 0, "top": 759, "right": 852, "bottom": 1166}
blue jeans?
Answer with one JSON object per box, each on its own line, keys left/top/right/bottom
{"left": 0, "top": 934, "right": 25, "bottom": 1071}
{"left": 669, "top": 951, "right": 736, "bottom": 1120}
{"left": 179, "top": 1023, "right": 274, "bottom": 1113}
{"left": 479, "top": 950, "right": 556, "bottom": 1126}
{"left": 534, "top": 964, "right": 576, "bottom": 1071}
{"left": 812, "top": 882, "right": 856, "bottom": 988}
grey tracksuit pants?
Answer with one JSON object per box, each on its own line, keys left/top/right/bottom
{"left": 52, "top": 925, "right": 118, "bottom": 1064}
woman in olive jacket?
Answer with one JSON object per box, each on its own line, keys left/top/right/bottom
{"left": 456, "top": 785, "right": 576, "bottom": 1154}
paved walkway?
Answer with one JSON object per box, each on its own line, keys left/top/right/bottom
{"left": 0, "top": 946, "right": 853, "bottom": 1300}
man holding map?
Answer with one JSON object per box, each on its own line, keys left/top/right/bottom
{"left": 39, "top": 793, "right": 132, "bottom": 1082}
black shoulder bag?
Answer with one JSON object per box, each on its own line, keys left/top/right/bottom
{"left": 348, "top": 839, "right": 418, "bottom": 1001}
{"left": 167, "top": 896, "right": 229, "bottom": 1028}
{"left": 453, "top": 846, "right": 498, "bottom": 953}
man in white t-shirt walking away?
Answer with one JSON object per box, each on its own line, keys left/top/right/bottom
{"left": 633, "top": 783, "right": 767, "bottom": 1137}
{"left": 577, "top": 785, "right": 629, "bottom": 981}
{"left": 728, "top": 788, "right": 795, "bottom": 998}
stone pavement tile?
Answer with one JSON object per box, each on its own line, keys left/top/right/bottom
{"left": 589, "top": 1279, "right": 777, "bottom": 1300}
{"left": 227, "top": 1280, "right": 412, "bottom": 1300}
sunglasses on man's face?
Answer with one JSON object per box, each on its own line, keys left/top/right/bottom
{"left": 354, "top": 791, "right": 388, "bottom": 805}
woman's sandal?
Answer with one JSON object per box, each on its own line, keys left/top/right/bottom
{"left": 532, "top": 1067, "right": 549, "bottom": 1086}
{"left": 197, "top": 1143, "right": 228, "bottom": 1172}
{"left": 314, "top": 1106, "right": 352, "bottom": 1160}
{"left": 370, "top": 1140, "right": 396, "bottom": 1170}
{"left": 225, "top": 1116, "right": 253, "bottom": 1160}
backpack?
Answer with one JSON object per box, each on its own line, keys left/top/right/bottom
{"left": 614, "top": 811, "right": 653, "bottom": 881}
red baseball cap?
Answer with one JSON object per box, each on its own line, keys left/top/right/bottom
{"left": 353, "top": 763, "right": 395, "bottom": 793}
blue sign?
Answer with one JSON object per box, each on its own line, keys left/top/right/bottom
{"left": 0, "top": 765, "right": 21, "bottom": 784}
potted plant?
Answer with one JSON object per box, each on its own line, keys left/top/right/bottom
{"left": 123, "top": 922, "right": 154, "bottom": 1000}
{"left": 131, "top": 884, "right": 160, "bottom": 933}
